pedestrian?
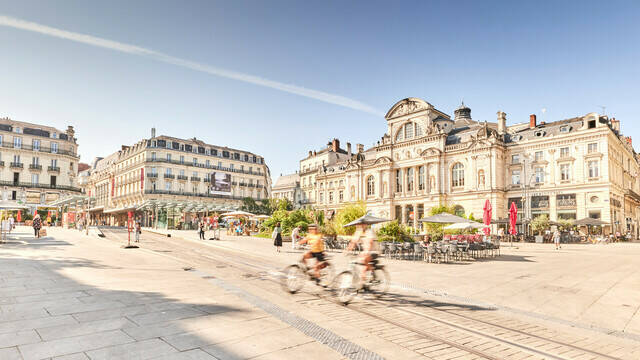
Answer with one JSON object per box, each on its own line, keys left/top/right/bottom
{"left": 1, "top": 215, "right": 9, "bottom": 243}
{"left": 291, "top": 226, "right": 300, "bottom": 250}
{"left": 272, "top": 222, "right": 283, "bottom": 252}
{"left": 135, "top": 220, "right": 142, "bottom": 243}
{"left": 33, "top": 214, "right": 42, "bottom": 238}
{"left": 8, "top": 215, "right": 14, "bottom": 233}
{"left": 199, "top": 220, "right": 205, "bottom": 240}
{"left": 553, "top": 229, "right": 561, "bottom": 250}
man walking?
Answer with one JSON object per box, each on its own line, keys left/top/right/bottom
{"left": 199, "top": 220, "right": 205, "bottom": 240}
{"left": 134, "top": 220, "right": 142, "bottom": 243}
{"left": 553, "top": 229, "right": 561, "bottom": 250}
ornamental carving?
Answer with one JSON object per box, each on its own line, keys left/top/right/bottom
{"left": 391, "top": 101, "right": 426, "bottom": 118}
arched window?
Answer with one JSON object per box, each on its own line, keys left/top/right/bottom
{"left": 477, "top": 170, "right": 485, "bottom": 188}
{"left": 395, "top": 122, "right": 424, "bottom": 142}
{"left": 452, "top": 163, "right": 465, "bottom": 187}
{"left": 366, "top": 176, "right": 375, "bottom": 196}
{"left": 350, "top": 185, "right": 355, "bottom": 200}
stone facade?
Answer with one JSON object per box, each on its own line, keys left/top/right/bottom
{"left": 0, "top": 117, "right": 81, "bottom": 208}
{"left": 80, "top": 129, "right": 271, "bottom": 227}
{"left": 272, "top": 172, "right": 302, "bottom": 207}
{"left": 301, "top": 98, "right": 640, "bottom": 236}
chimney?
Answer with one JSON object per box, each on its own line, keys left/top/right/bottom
{"left": 313, "top": 150, "right": 316, "bottom": 156}
{"left": 347, "top": 142, "right": 352, "bottom": 157}
{"left": 151, "top": 127, "right": 156, "bottom": 138}
{"left": 357, "top": 144, "right": 364, "bottom": 153}
{"left": 308, "top": 150, "right": 313, "bottom": 157}
{"left": 611, "top": 118, "right": 620, "bottom": 132}
{"left": 529, "top": 114, "right": 537, "bottom": 129}
{"left": 332, "top": 138, "right": 340, "bottom": 152}
{"left": 66, "top": 126, "right": 75, "bottom": 139}
{"left": 497, "top": 111, "right": 506, "bottom": 134}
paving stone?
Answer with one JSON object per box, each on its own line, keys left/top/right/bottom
{"left": 45, "top": 300, "right": 127, "bottom": 316}
{"left": 128, "top": 307, "right": 208, "bottom": 326}
{"left": 152, "top": 349, "right": 218, "bottom": 360}
{"left": 18, "top": 329, "right": 134, "bottom": 360}
{"left": 36, "top": 317, "right": 137, "bottom": 341}
{"left": 53, "top": 353, "right": 90, "bottom": 360}
{"left": 85, "top": 338, "right": 176, "bottom": 360}
{"left": 0, "top": 315, "right": 77, "bottom": 335}
{"left": 0, "top": 347, "right": 22, "bottom": 360}
{"left": 0, "top": 329, "right": 41, "bottom": 348}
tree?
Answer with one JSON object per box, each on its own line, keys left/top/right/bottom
{"left": 332, "top": 202, "right": 367, "bottom": 236}
{"left": 424, "top": 204, "right": 456, "bottom": 241}
{"left": 530, "top": 214, "right": 549, "bottom": 235}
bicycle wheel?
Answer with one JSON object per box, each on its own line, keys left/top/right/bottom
{"left": 334, "top": 270, "right": 357, "bottom": 305}
{"left": 317, "top": 262, "right": 334, "bottom": 288}
{"left": 281, "top": 264, "right": 305, "bottom": 294}
{"left": 369, "top": 267, "right": 390, "bottom": 297}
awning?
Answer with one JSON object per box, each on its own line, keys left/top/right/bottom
{"left": 47, "top": 195, "right": 95, "bottom": 208}
{"left": 103, "top": 206, "right": 137, "bottom": 214}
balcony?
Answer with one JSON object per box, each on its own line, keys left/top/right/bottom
{"left": 0, "top": 142, "right": 78, "bottom": 157}
{"left": 47, "top": 166, "right": 60, "bottom": 172}
{"left": 557, "top": 198, "right": 577, "bottom": 207}
{"left": 0, "top": 180, "right": 81, "bottom": 192}
{"left": 10, "top": 162, "right": 23, "bottom": 169}
{"left": 29, "top": 164, "right": 42, "bottom": 171}
{"left": 144, "top": 189, "right": 244, "bottom": 201}
{"left": 163, "top": 174, "right": 175, "bottom": 179}
{"left": 145, "top": 157, "right": 264, "bottom": 176}
{"left": 177, "top": 175, "right": 189, "bottom": 181}
{"left": 146, "top": 173, "right": 158, "bottom": 178}
{"left": 190, "top": 177, "right": 201, "bottom": 182}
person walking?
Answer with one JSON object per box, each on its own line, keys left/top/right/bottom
{"left": 272, "top": 222, "right": 283, "bottom": 253}
{"left": 553, "top": 229, "right": 561, "bottom": 250}
{"left": 33, "top": 214, "right": 42, "bottom": 238}
{"left": 8, "top": 215, "right": 14, "bottom": 233}
{"left": 199, "top": 220, "right": 205, "bottom": 240}
{"left": 1, "top": 215, "right": 9, "bottom": 243}
{"left": 134, "top": 220, "right": 142, "bottom": 243}
{"left": 291, "top": 225, "right": 300, "bottom": 251}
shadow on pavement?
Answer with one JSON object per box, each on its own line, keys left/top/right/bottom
{"left": 0, "top": 236, "right": 252, "bottom": 359}
{"left": 377, "top": 291, "right": 495, "bottom": 312}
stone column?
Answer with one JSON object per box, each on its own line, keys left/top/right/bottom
{"left": 549, "top": 149, "right": 556, "bottom": 185}
{"left": 549, "top": 193, "right": 557, "bottom": 221}
{"left": 378, "top": 170, "right": 383, "bottom": 199}
{"left": 401, "top": 204, "right": 407, "bottom": 224}
{"left": 413, "top": 166, "right": 418, "bottom": 196}
{"left": 402, "top": 168, "right": 407, "bottom": 197}
{"left": 413, "top": 202, "right": 419, "bottom": 229}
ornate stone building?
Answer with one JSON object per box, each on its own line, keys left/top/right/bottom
{"left": 272, "top": 172, "right": 302, "bottom": 207}
{"left": 0, "top": 117, "right": 81, "bottom": 210}
{"left": 80, "top": 129, "right": 271, "bottom": 228}
{"left": 305, "top": 97, "right": 640, "bottom": 236}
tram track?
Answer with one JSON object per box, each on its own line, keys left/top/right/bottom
{"left": 99, "top": 228, "right": 633, "bottom": 360}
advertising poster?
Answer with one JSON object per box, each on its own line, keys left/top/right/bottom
{"left": 209, "top": 172, "right": 231, "bottom": 195}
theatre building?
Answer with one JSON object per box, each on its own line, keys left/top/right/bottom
{"left": 304, "top": 97, "right": 640, "bottom": 236}
{"left": 80, "top": 129, "right": 271, "bottom": 228}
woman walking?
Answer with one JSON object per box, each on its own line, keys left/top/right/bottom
{"left": 134, "top": 220, "right": 142, "bottom": 243}
{"left": 272, "top": 222, "right": 283, "bottom": 253}
{"left": 553, "top": 229, "right": 561, "bottom": 250}
{"left": 33, "top": 214, "right": 42, "bottom": 238}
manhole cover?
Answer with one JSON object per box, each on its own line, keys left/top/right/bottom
{"left": 182, "top": 267, "right": 194, "bottom": 271}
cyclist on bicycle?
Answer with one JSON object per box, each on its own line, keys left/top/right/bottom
{"left": 297, "top": 224, "right": 328, "bottom": 281}
{"left": 346, "top": 223, "right": 379, "bottom": 282}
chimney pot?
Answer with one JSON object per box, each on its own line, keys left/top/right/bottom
{"left": 497, "top": 111, "right": 507, "bottom": 134}
{"left": 151, "top": 127, "right": 156, "bottom": 138}
{"left": 529, "top": 114, "right": 537, "bottom": 129}
{"left": 347, "top": 142, "right": 352, "bottom": 157}
{"left": 332, "top": 138, "right": 340, "bottom": 152}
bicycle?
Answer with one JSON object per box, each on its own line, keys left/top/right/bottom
{"left": 281, "top": 256, "right": 334, "bottom": 294}
{"left": 334, "top": 254, "right": 390, "bottom": 305}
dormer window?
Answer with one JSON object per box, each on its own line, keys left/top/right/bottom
{"left": 512, "top": 135, "right": 522, "bottom": 142}
{"left": 534, "top": 130, "right": 546, "bottom": 137}
{"left": 560, "top": 126, "right": 570, "bottom": 133}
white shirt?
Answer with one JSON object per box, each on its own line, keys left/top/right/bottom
{"left": 1, "top": 220, "right": 10, "bottom": 231}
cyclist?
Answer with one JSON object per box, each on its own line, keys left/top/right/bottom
{"left": 297, "top": 224, "right": 328, "bottom": 281}
{"left": 346, "top": 223, "right": 379, "bottom": 283}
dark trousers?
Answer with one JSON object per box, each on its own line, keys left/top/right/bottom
{"left": 199, "top": 230, "right": 205, "bottom": 240}
{"left": 34, "top": 228, "right": 39, "bottom": 237}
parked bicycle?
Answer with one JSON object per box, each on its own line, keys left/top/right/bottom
{"left": 334, "top": 254, "right": 389, "bottom": 304}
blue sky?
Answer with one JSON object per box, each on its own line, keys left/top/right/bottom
{"left": 0, "top": 1, "right": 638, "bottom": 180}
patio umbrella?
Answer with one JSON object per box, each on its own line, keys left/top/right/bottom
{"left": 419, "top": 213, "right": 472, "bottom": 224}
{"left": 482, "top": 199, "right": 492, "bottom": 235}
{"left": 343, "top": 214, "right": 390, "bottom": 227}
{"left": 574, "top": 217, "right": 607, "bottom": 226}
{"left": 16, "top": 210, "right": 21, "bottom": 222}
{"left": 508, "top": 202, "right": 518, "bottom": 235}
{"left": 221, "top": 210, "right": 255, "bottom": 218}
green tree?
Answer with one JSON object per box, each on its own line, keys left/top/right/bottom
{"left": 424, "top": 204, "right": 456, "bottom": 241}
{"left": 333, "top": 202, "right": 367, "bottom": 235}
{"left": 530, "top": 214, "right": 549, "bottom": 235}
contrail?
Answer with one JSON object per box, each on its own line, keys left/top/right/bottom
{"left": 0, "top": 15, "right": 381, "bottom": 115}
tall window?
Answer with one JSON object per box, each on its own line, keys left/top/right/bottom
{"left": 319, "top": 192, "right": 324, "bottom": 203}
{"left": 395, "top": 169, "right": 402, "bottom": 192}
{"left": 51, "top": 159, "right": 57, "bottom": 168}
{"left": 339, "top": 190, "right": 344, "bottom": 202}
{"left": 477, "top": 170, "right": 485, "bottom": 188}
{"left": 511, "top": 154, "right": 520, "bottom": 164}
{"left": 588, "top": 143, "right": 598, "bottom": 153}
{"left": 329, "top": 192, "right": 333, "bottom": 203}
{"left": 511, "top": 170, "right": 521, "bottom": 185}
{"left": 395, "top": 122, "right": 423, "bottom": 142}
{"left": 535, "top": 167, "right": 544, "bottom": 183}
{"left": 151, "top": 152, "right": 156, "bottom": 160}
{"left": 367, "top": 176, "right": 375, "bottom": 196}
{"left": 13, "top": 137, "right": 21, "bottom": 149}
{"left": 167, "top": 153, "right": 171, "bottom": 161}
{"left": 180, "top": 155, "right": 184, "bottom": 164}
{"left": 560, "top": 147, "right": 570, "bottom": 157}
{"left": 588, "top": 161, "right": 599, "bottom": 178}
{"left": 31, "top": 174, "right": 39, "bottom": 184}
{"left": 535, "top": 151, "right": 543, "bottom": 161}
{"left": 51, "top": 142, "right": 58, "bottom": 153}
{"left": 418, "top": 166, "right": 425, "bottom": 190}
{"left": 406, "top": 169, "right": 413, "bottom": 192}
{"left": 32, "top": 139, "right": 40, "bottom": 151}
{"left": 350, "top": 186, "right": 355, "bottom": 200}
{"left": 452, "top": 163, "right": 464, "bottom": 187}
{"left": 560, "top": 164, "right": 571, "bottom": 180}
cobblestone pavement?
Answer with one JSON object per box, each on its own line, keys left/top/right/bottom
{"left": 0, "top": 226, "right": 638, "bottom": 359}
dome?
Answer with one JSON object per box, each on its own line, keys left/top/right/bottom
{"left": 454, "top": 101, "right": 474, "bottom": 126}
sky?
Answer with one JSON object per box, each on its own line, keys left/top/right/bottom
{"left": 0, "top": 1, "right": 638, "bottom": 181}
